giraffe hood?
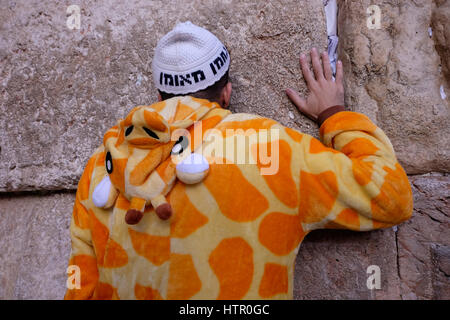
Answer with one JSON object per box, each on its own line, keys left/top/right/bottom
{"left": 93, "top": 96, "right": 230, "bottom": 224}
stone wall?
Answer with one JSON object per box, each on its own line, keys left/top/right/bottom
{"left": 0, "top": 0, "right": 448, "bottom": 299}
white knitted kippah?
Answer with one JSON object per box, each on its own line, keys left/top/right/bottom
{"left": 152, "top": 21, "right": 230, "bottom": 95}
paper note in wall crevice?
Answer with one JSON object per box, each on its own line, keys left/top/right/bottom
{"left": 440, "top": 85, "right": 447, "bottom": 100}
{"left": 323, "top": 0, "right": 338, "bottom": 77}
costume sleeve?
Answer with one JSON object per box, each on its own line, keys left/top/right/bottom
{"left": 64, "top": 154, "right": 99, "bottom": 300}
{"left": 297, "top": 111, "right": 413, "bottom": 231}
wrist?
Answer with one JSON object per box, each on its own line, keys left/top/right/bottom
{"left": 317, "top": 105, "right": 346, "bottom": 126}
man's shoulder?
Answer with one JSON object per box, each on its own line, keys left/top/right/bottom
{"left": 219, "top": 112, "right": 280, "bottom": 127}
{"left": 218, "top": 112, "right": 303, "bottom": 138}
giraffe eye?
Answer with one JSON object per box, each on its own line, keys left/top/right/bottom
{"left": 105, "top": 151, "right": 113, "bottom": 174}
{"left": 143, "top": 127, "right": 159, "bottom": 139}
{"left": 125, "top": 125, "right": 134, "bottom": 136}
{"left": 171, "top": 136, "right": 189, "bottom": 155}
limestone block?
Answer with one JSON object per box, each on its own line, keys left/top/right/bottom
{"left": 0, "top": 192, "right": 74, "bottom": 299}
{"left": 337, "top": 0, "right": 450, "bottom": 174}
{"left": 294, "top": 228, "right": 401, "bottom": 299}
{"left": 0, "top": 0, "right": 327, "bottom": 192}
{"left": 397, "top": 174, "right": 450, "bottom": 299}
{"left": 432, "top": 0, "right": 450, "bottom": 85}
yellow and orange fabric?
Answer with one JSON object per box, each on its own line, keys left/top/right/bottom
{"left": 65, "top": 96, "right": 412, "bottom": 300}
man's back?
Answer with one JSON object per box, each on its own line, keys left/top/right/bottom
{"left": 65, "top": 96, "right": 412, "bottom": 300}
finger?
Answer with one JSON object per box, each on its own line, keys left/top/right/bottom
{"left": 322, "top": 51, "right": 333, "bottom": 81}
{"left": 285, "top": 89, "right": 318, "bottom": 121}
{"left": 311, "top": 48, "right": 324, "bottom": 81}
{"left": 336, "top": 60, "right": 344, "bottom": 86}
{"left": 299, "top": 54, "right": 315, "bottom": 86}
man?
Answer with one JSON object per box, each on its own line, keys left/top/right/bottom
{"left": 65, "top": 22, "right": 412, "bottom": 299}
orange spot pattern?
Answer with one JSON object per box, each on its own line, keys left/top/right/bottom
{"left": 320, "top": 111, "right": 377, "bottom": 136}
{"left": 103, "top": 239, "right": 128, "bottom": 268}
{"left": 156, "top": 157, "right": 176, "bottom": 184}
{"left": 325, "top": 208, "right": 360, "bottom": 229}
{"left": 204, "top": 163, "right": 269, "bottom": 222}
{"left": 341, "top": 137, "right": 379, "bottom": 158}
{"left": 191, "top": 97, "right": 215, "bottom": 107}
{"left": 343, "top": 139, "right": 378, "bottom": 186}
{"left": 95, "top": 151, "right": 106, "bottom": 167}
{"left": 258, "top": 212, "right": 305, "bottom": 255}
{"left": 169, "top": 183, "right": 209, "bottom": 238}
{"left": 201, "top": 115, "right": 223, "bottom": 131}
{"left": 88, "top": 209, "right": 109, "bottom": 265}
{"left": 285, "top": 127, "right": 303, "bottom": 143}
{"left": 129, "top": 197, "right": 146, "bottom": 211}
{"left": 109, "top": 158, "right": 128, "bottom": 192}
{"left": 64, "top": 254, "right": 99, "bottom": 300}
{"left": 208, "top": 237, "right": 254, "bottom": 299}
{"left": 78, "top": 156, "right": 96, "bottom": 201}
{"left": 258, "top": 263, "right": 289, "bottom": 298}
{"left": 89, "top": 209, "right": 128, "bottom": 268}
{"left": 92, "top": 282, "right": 120, "bottom": 300}
{"left": 254, "top": 140, "right": 298, "bottom": 208}
{"left": 187, "top": 115, "right": 223, "bottom": 151}
{"left": 114, "top": 128, "right": 125, "bottom": 148}
{"left": 122, "top": 107, "right": 138, "bottom": 127}
{"left": 372, "top": 220, "right": 393, "bottom": 229}
{"left": 371, "top": 163, "right": 413, "bottom": 225}
{"left": 103, "top": 131, "right": 118, "bottom": 146}
{"left": 115, "top": 193, "right": 130, "bottom": 211}
{"left": 167, "top": 253, "right": 202, "bottom": 299}
{"left": 199, "top": 115, "right": 223, "bottom": 131}
{"left": 128, "top": 137, "right": 161, "bottom": 146}
{"left": 216, "top": 118, "right": 277, "bottom": 137}
{"left": 114, "top": 107, "right": 137, "bottom": 147}
{"left": 173, "top": 103, "right": 195, "bottom": 121}
{"left": 309, "top": 137, "right": 339, "bottom": 154}
{"left": 144, "top": 109, "right": 167, "bottom": 132}
{"left": 150, "top": 100, "right": 167, "bottom": 112}
{"left": 135, "top": 283, "right": 163, "bottom": 300}
{"left": 298, "top": 171, "right": 339, "bottom": 223}
{"left": 129, "top": 146, "right": 162, "bottom": 186}
{"left": 128, "top": 228, "right": 170, "bottom": 266}
{"left": 352, "top": 160, "right": 374, "bottom": 186}
{"left": 73, "top": 196, "right": 90, "bottom": 229}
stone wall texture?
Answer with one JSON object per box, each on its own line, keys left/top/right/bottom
{"left": 0, "top": 0, "right": 448, "bottom": 299}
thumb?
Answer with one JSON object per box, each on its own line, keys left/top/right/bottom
{"left": 285, "top": 89, "right": 317, "bottom": 122}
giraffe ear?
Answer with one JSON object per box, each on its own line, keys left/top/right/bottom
{"left": 92, "top": 175, "right": 119, "bottom": 209}
{"left": 176, "top": 153, "right": 210, "bottom": 184}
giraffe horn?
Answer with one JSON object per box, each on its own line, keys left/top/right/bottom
{"left": 125, "top": 197, "right": 146, "bottom": 225}
{"left": 151, "top": 194, "right": 172, "bottom": 220}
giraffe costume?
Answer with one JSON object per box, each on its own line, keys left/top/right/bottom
{"left": 65, "top": 96, "right": 413, "bottom": 300}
